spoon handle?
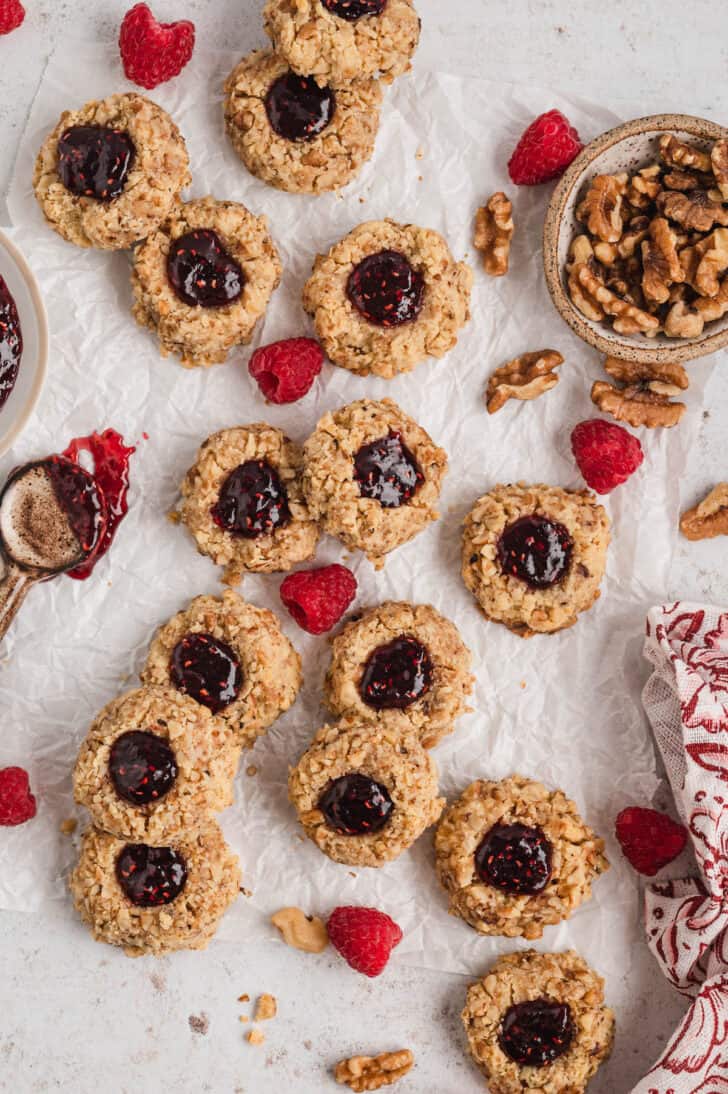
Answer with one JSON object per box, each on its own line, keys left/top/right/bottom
{"left": 0, "top": 561, "right": 33, "bottom": 643}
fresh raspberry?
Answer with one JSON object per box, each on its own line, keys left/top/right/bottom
{"left": 119, "top": 3, "right": 195, "bottom": 90}
{"left": 249, "top": 338, "right": 323, "bottom": 404}
{"left": 615, "top": 807, "right": 687, "bottom": 877}
{"left": 0, "top": 767, "right": 37, "bottom": 826}
{"left": 0, "top": 0, "right": 25, "bottom": 34}
{"left": 327, "top": 905, "right": 403, "bottom": 978}
{"left": 508, "top": 109, "right": 583, "bottom": 186}
{"left": 571, "top": 418, "right": 644, "bottom": 494}
{"left": 280, "top": 564, "right": 357, "bottom": 635}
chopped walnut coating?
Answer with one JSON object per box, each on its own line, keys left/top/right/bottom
{"left": 485, "top": 349, "right": 563, "bottom": 413}
{"left": 591, "top": 356, "right": 687, "bottom": 428}
{"left": 473, "top": 192, "right": 514, "bottom": 277}
{"left": 712, "top": 140, "right": 728, "bottom": 199}
{"left": 577, "top": 173, "right": 627, "bottom": 242}
{"left": 335, "top": 1050, "right": 414, "bottom": 1092}
{"left": 681, "top": 484, "right": 728, "bottom": 540}
{"left": 659, "top": 133, "right": 712, "bottom": 174}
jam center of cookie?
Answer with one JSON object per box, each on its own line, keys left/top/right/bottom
{"left": 499, "top": 1000, "right": 574, "bottom": 1067}
{"left": 353, "top": 430, "right": 424, "bottom": 508}
{"left": 265, "top": 73, "right": 336, "bottom": 142}
{"left": 318, "top": 773, "right": 394, "bottom": 835}
{"left": 0, "top": 274, "right": 22, "bottom": 412}
{"left": 109, "top": 730, "right": 179, "bottom": 806}
{"left": 496, "top": 515, "right": 573, "bottom": 589}
{"left": 321, "top": 0, "right": 388, "bottom": 21}
{"left": 211, "top": 458, "right": 291, "bottom": 538}
{"left": 475, "top": 822, "right": 553, "bottom": 895}
{"left": 359, "top": 636, "right": 432, "bottom": 710}
{"left": 170, "top": 632, "right": 243, "bottom": 713}
{"left": 115, "top": 843, "right": 187, "bottom": 907}
{"left": 346, "top": 250, "right": 425, "bottom": 327}
{"left": 167, "top": 229, "right": 245, "bottom": 309}
{"left": 57, "top": 125, "right": 136, "bottom": 201}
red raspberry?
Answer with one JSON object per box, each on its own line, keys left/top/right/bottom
{"left": 615, "top": 806, "right": 687, "bottom": 876}
{"left": 0, "top": 0, "right": 25, "bottom": 34}
{"left": 0, "top": 767, "right": 37, "bottom": 826}
{"left": 327, "top": 905, "right": 403, "bottom": 978}
{"left": 280, "top": 564, "right": 357, "bottom": 635}
{"left": 571, "top": 418, "right": 644, "bottom": 494}
{"left": 508, "top": 109, "right": 583, "bottom": 186}
{"left": 119, "top": 3, "right": 195, "bottom": 90}
{"left": 249, "top": 338, "right": 323, "bottom": 405}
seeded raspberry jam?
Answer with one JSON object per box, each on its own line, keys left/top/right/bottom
{"left": 496, "top": 514, "right": 573, "bottom": 589}
{"left": 475, "top": 822, "right": 553, "bottom": 895}
{"left": 211, "top": 459, "right": 291, "bottom": 538}
{"left": 167, "top": 229, "right": 244, "bottom": 308}
{"left": 319, "top": 773, "right": 394, "bottom": 835}
{"left": 321, "top": 0, "right": 387, "bottom": 20}
{"left": 353, "top": 430, "right": 424, "bottom": 508}
{"left": 45, "top": 456, "right": 107, "bottom": 562}
{"left": 109, "top": 731, "right": 178, "bottom": 806}
{"left": 265, "top": 73, "right": 336, "bottom": 142}
{"left": 0, "top": 274, "right": 22, "bottom": 411}
{"left": 359, "top": 636, "right": 432, "bottom": 710}
{"left": 62, "top": 429, "right": 135, "bottom": 580}
{"left": 115, "top": 843, "right": 187, "bottom": 907}
{"left": 57, "top": 125, "right": 136, "bottom": 200}
{"left": 346, "top": 250, "right": 424, "bottom": 327}
{"left": 499, "top": 1000, "right": 574, "bottom": 1067}
{"left": 170, "top": 632, "right": 243, "bottom": 713}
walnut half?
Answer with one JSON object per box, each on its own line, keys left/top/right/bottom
{"left": 485, "top": 349, "right": 564, "bottom": 414}
{"left": 590, "top": 357, "right": 688, "bottom": 428}
{"left": 473, "top": 191, "right": 514, "bottom": 277}
{"left": 680, "top": 483, "right": 728, "bottom": 540}
{"left": 335, "top": 1050, "right": 414, "bottom": 1092}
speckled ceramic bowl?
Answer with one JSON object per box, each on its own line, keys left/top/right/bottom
{"left": 543, "top": 113, "right": 728, "bottom": 364}
{"left": 0, "top": 229, "right": 47, "bottom": 457}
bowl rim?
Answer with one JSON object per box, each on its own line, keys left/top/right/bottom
{"left": 542, "top": 112, "right": 728, "bottom": 365}
{"left": 0, "top": 227, "right": 48, "bottom": 458}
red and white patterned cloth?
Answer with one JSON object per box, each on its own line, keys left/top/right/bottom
{"left": 632, "top": 603, "right": 728, "bottom": 1093}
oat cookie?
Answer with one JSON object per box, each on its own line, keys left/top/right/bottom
{"left": 462, "top": 950, "right": 615, "bottom": 1094}
{"left": 288, "top": 715, "right": 443, "bottom": 867}
{"left": 302, "top": 219, "right": 472, "bottom": 378}
{"left": 324, "top": 601, "right": 473, "bottom": 747}
{"left": 73, "top": 685, "right": 238, "bottom": 843}
{"left": 435, "top": 775, "right": 608, "bottom": 940}
{"left": 33, "top": 93, "right": 190, "bottom": 250}
{"left": 263, "top": 0, "right": 420, "bottom": 88}
{"left": 461, "top": 483, "right": 610, "bottom": 637}
{"left": 302, "top": 399, "right": 446, "bottom": 569}
{"left": 223, "top": 49, "right": 382, "bottom": 194}
{"left": 141, "top": 590, "right": 302, "bottom": 749}
{"left": 69, "top": 822, "right": 240, "bottom": 956}
{"left": 131, "top": 196, "right": 282, "bottom": 367}
{"left": 178, "top": 423, "right": 319, "bottom": 584}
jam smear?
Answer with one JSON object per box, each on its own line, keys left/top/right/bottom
{"left": 170, "top": 632, "right": 243, "bottom": 713}
{"left": 109, "top": 730, "right": 178, "bottom": 806}
{"left": 475, "top": 822, "right": 553, "bottom": 895}
{"left": 359, "top": 636, "right": 432, "bottom": 710}
{"left": 497, "top": 514, "right": 573, "bottom": 589}
{"left": 0, "top": 275, "right": 22, "bottom": 412}
{"left": 62, "top": 429, "right": 136, "bottom": 580}
{"left": 354, "top": 430, "right": 424, "bottom": 508}
{"left": 347, "top": 250, "right": 424, "bottom": 327}
{"left": 45, "top": 456, "right": 107, "bottom": 562}
{"left": 115, "top": 843, "right": 187, "bottom": 908}
{"left": 499, "top": 1000, "right": 574, "bottom": 1067}
{"left": 211, "top": 459, "right": 291, "bottom": 538}
{"left": 319, "top": 773, "right": 394, "bottom": 835}
{"left": 321, "top": 0, "right": 387, "bottom": 21}
{"left": 167, "top": 229, "right": 244, "bottom": 309}
{"left": 265, "top": 73, "right": 336, "bottom": 142}
{"left": 57, "top": 125, "right": 136, "bottom": 201}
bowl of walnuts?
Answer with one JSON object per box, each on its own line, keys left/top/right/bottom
{"left": 543, "top": 113, "right": 728, "bottom": 364}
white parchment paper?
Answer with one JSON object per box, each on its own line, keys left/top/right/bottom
{"left": 1, "top": 41, "right": 718, "bottom": 1069}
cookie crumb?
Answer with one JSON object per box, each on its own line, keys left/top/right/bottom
{"left": 167, "top": 510, "right": 181, "bottom": 524}
{"left": 520, "top": 680, "right": 527, "bottom": 689}
{"left": 188, "top": 1013, "right": 209, "bottom": 1036}
{"left": 60, "top": 817, "right": 78, "bottom": 836}
{"left": 248, "top": 1029, "right": 265, "bottom": 1046}
{"left": 239, "top": 1015, "right": 249, "bottom": 1023}
{"left": 415, "top": 146, "right": 424, "bottom": 160}
{"left": 246, "top": 764, "right": 258, "bottom": 777}
{"left": 240, "top": 887, "right": 253, "bottom": 898}
{"left": 238, "top": 993, "right": 250, "bottom": 1003}
{"left": 255, "top": 993, "right": 277, "bottom": 1022}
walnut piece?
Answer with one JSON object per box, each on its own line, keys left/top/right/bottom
{"left": 271, "top": 907, "right": 329, "bottom": 953}
{"left": 473, "top": 192, "right": 514, "bottom": 277}
{"left": 712, "top": 140, "right": 728, "bottom": 200}
{"left": 591, "top": 356, "right": 687, "bottom": 428}
{"left": 659, "top": 133, "right": 712, "bottom": 174}
{"left": 574, "top": 263, "right": 660, "bottom": 331}
{"left": 485, "top": 349, "right": 564, "bottom": 414}
{"left": 641, "top": 217, "right": 683, "bottom": 304}
{"left": 603, "top": 356, "right": 689, "bottom": 389}
{"left": 680, "top": 484, "right": 728, "bottom": 540}
{"left": 255, "top": 993, "right": 277, "bottom": 1021}
{"left": 617, "top": 215, "right": 650, "bottom": 259}
{"left": 577, "top": 173, "right": 628, "bottom": 243}
{"left": 694, "top": 275, "right": 728, "bottom": 322}
{"left": 626, "top": 164, "right": 662, "bottom": 209}
{"left": 657, "top": 188, "right": 728, "bottom": 232}
{"left": 664, "top": 299, "right": 705, "bottom": 338}
{"left": 694, "top": 228, "right": 728, "bottom": 297}
{"left": 335, "top": 1050, "right": 414, "bottom": 1092}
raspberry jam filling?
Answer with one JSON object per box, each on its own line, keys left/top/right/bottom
{"left": 497, "top": 514, "right": 573, "bottom": 589}
{"left": 115, "top": 843, "right": 188, "bottom": 908}
{"left": 109, "top": 731, "right": 178, "bottom": 806}
{"left": 359, "top": 636, "right": 432, "bottom": 710}
{"left": 211, "top": 458, "right": 291, "bottom": 538}
{"left": 45, "top": 456, "right": 107, "bottom": 561}
{"left": 499, "top": 1000, "right": 574, "bottom": 1068}
{"left": 318, "top": 773, "right": 394, "bottom": 835}
{"left": 475, "top": 822, "right": 553, "bottom": 895}
{"left": 353, "top": 430, "right": 424, "bottom": 508}
{"left": 0, "top": 274, "right": 22, "bottom": 412}
{"left": 321, "top": 0, "right": 387, "bottom": 21}
{"left": 57, "top": 125, "right": 136, "bottom": 201}
{"left": 170, "top": 632, "right": 243, "bottom": 713}
{"left": 167, "top": 229, "right": 244, "bottom": 309}
{"left": 265, "top": 73, "right": 336, "bottom": 142}
{"left": 347, "top": 250, "right": 425, "bottom": 327}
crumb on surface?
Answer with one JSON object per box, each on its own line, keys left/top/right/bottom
{"left": 60, "top": 818, "right": 78, "bottom": 835}
{"left": 246, "top": 764, "right": 258, "bottom": 777}
{"left": 238, "top": 993, "right": 250, "bottom": 1003}
{"left": 255, "top": 994, "right": 277, "bottom": 1022}
{"left": 248, "top": 1028, "right": 265, "bottom": 1046}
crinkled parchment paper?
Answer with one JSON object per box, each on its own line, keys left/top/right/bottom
{"left": 2, "top": 41, "right": 718, "bottom": 1084}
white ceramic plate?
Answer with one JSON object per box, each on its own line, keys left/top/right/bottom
{"left": 0, "top": 228, "right": 48, "bottom": 456}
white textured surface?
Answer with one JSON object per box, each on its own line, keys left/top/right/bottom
{"left": 1, "top": 3, "right": 727, "bottom": 1093}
